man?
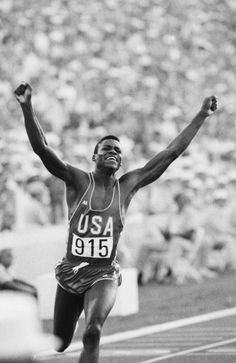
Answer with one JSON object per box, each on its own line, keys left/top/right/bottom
{"left": 204, "top": 189, "right": 236, "bottom": 271}
{"left": 14, "top": 82, "right": 217, "bottom": 363}
{"left": 0, "top": 246, "right": 38, "bottom": 299}
{"left": 162, "top": 192, "right": 204, "bottom": 285}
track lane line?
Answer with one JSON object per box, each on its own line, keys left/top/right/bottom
{"left": 138, "top": 337, "right": 236, "bottom": 363}
{"left": 36, "top": 307, "right": 236, "bottom": 359}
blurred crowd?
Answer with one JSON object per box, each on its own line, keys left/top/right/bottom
{"left": 1, "top": 0, "right": 236, "bottom": 285}
{"left": 122, "top": 153, "right": 236, "bottom": 285}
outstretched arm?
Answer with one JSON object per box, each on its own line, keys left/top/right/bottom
{"left": 121, "top": 96, "right": 217, "bottom": 191}
{"left": 14, "top": 82, "right": 73, "bottom": 183}
{"left": 166, "top": 96, "right": 217, "bottom": 159}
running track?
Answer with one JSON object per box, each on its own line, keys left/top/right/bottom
{"left": 36, "top": 308, "right": 236, "bottom": 363}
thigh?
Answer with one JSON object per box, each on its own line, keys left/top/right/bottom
{"left": 53, "top": 284, "right": 84, "bottom": 339}
{"left": 83, "top": 279, "right": 118, "bottom": 326}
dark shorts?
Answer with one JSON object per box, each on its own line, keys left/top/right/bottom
{"left": 55, "top": 258, "right": 122, "bottom": 296}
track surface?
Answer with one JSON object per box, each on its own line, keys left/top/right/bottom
{"left": 36, "top": 309, "right": 236, "bottom": 363}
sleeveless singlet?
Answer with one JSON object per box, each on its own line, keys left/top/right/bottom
{"left": 55, "top": 172, "right": 125, "bottom": 295}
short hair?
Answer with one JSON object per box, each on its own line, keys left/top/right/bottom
{"left": 93, "top": 135, "right": 120, "bottom": 154}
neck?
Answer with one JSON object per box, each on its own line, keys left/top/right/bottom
{"left": 93, "top": 168, "right": 116, "bottom": 187}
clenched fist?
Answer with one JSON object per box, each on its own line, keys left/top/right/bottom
{"left": 200, "top": 95, "right": 218, "bottom": 117}
{"left": 14, "top": 82, "right": 32, "bottom": 104}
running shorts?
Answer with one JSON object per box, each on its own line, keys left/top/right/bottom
{"left": 55, "top": 258, "right": 122, "bottom": 295}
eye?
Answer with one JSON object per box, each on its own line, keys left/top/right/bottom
{"left": 102, "top": 146, "right": 110, "bottom": 151}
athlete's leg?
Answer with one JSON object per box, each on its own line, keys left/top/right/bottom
{"left": 78, "top": 279, "right": 118, "bottom": 363}
{"left": 54, "top": 284, "right": 84, "bottom": 352}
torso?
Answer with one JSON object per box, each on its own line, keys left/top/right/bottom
{"left": 65, "top": 171, "right": 125, "bottom": 265}
{"left": 65, "top": 167, "right": 133, "bottom": 220}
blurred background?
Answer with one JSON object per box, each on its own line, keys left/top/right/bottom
{"left": 1, "top": 0, "right": 236, "bottom": 289}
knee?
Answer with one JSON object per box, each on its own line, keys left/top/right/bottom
{"left": 82, "top": 323, "right": 102, "bottom": 349}
{"left": 53, "top": 329, "right": 72, "bottom": 353}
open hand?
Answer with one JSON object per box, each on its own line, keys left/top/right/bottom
{"left": 14, "top": 82, "right": 32, "bottom": 104}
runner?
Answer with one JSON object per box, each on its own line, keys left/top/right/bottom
{"left": 14, "top": 82, "right": 217, "bottom": 363}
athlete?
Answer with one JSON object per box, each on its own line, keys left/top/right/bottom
{"left": 14, "top": 82, "right": 217, "bottom": 363}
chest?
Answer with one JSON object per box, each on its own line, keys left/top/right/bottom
{"left": 66, "top": 183, "right": 115, "bottom": 217}
{"left": 91, "top": 185, "right": 114, "bottom": 210}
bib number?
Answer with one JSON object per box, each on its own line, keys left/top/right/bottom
{"left": 71, "top": 234, "right": 113, "bottom": 258}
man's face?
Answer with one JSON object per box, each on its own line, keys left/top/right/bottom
{"left": 94, "top": 139, "right": 122, "bottom": 171}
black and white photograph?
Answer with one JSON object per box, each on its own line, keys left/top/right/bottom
{"left": 1, "top": 1, "right": 236, "bottom": 362}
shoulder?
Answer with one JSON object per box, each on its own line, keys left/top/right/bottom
{"left": 65, "top": 166, "right": 92, "bottom": 209}
{"left": 117, "top": 169, "right": 144, "bottom": 212}
{"left": 119, "top": 168, "right": 142, "bottom": 193}
{"left": 65, "top": 163, "right": 90, "bottom": 187}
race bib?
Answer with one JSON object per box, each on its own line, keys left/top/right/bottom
{"left": 71, "top": 233, "right": 113, "bottom": 258}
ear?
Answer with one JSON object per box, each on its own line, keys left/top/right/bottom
{"left": 92, "top": 154, "right": 96, "bottom": 162}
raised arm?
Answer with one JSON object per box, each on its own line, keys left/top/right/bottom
{"left": 14, "top": 82, "right": 73, "bottom": 183}
{"left": 121, "top": 96, "right": 217, "bottom": 192}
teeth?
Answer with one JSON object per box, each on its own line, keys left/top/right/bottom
{"left": 107, "top": 156, "right": 116, "bottom": 161}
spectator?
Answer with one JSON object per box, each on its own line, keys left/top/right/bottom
{"left": 0, "top": 246, "right": 38, "bottom": 299}
{"left": 162, "top": 193, "right": 203, "bottom": 285}
{"left": 137, "top": 210, "right": 168, "bottom": 285}
{"left": 204, "top": 189, "right": 236, "bottom": 272}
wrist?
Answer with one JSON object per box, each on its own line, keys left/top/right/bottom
{"left": 21, "top": 101, "right": 32, "bottom": 111}
{"left": 198, "top": 110, "right": 209, "bottom": 118}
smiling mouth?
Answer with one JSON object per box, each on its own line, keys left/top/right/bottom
{"left": 106, "top": 156, "right": 117, "bottom": 162}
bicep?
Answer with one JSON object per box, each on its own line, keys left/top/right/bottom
{"left": 120, "top": 149, "right": 176, "bottom": 207}
{"left": 121, "top": 149, "right": 176, "bottom": 192}
{"left": 36, "top": 145, "right": 72, "bottom": 183}
{"left": 139, "top": 148, "right": 176, "bottom": 187}
{"left": 119, "top": 169, "right": 144, "bottom": 211}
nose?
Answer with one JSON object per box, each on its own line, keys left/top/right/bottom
{"left": 108, "top": 149, "right": 117, "bottom": 156}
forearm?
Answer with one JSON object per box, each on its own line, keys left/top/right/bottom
{"left": 21, "top": 102, "right": 48, "bottom": 154}
{"left": 134, "top": 97, "right": 216, "bottom": 187}
{"left": 167, "top": 111, "right": 208, "bottom": 157}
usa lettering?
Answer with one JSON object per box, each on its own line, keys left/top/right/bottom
{"left": 77, "top": 214, "right": 113, "bottom": 236}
